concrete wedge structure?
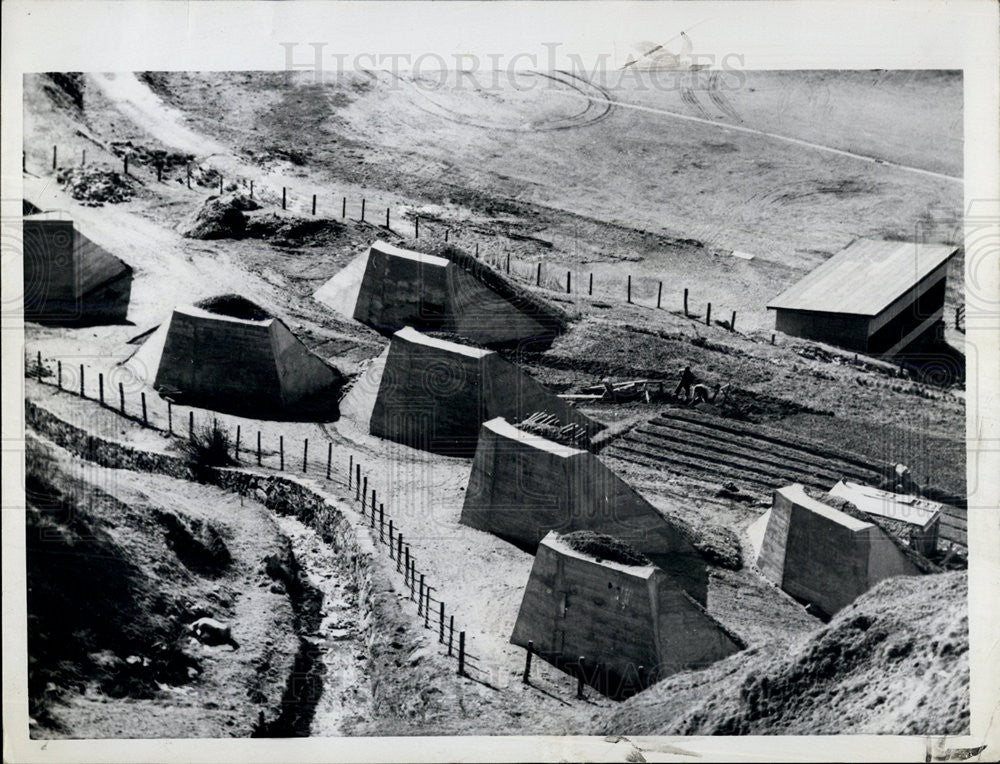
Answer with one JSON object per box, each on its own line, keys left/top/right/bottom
{"left": 23, "top": 215, "right": 132, "bottom": 325}
{"left": 315, "top": 240, "right": 561, "bottom": 345}
{"left": 125, "top": 302, "right": 341, "bottom": 416}
{"left": 461, "top": 417, "right": 707, "bottom": 604}
{"left": 510, "top": 532, "right": 741, "bottom": 696}
{"left": 344, "top": 327, "right": 600, "bottom": 456}
{"left": 750, "top": 483, "right": 924, "bottom": 617}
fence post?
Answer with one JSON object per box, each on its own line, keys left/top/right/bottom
{"left": 57, "top": 361, "right": 62, "bottom": 389}
{"left": 458, "top": 632, "right": 466, "bottom": 676}
{"left": 348, "top": 454, "right": 353, "bottom": 489}
{"left": 168, "top": 401, "right": 172, "bottom": 433}
{"left": 235, "top": 425, "right": 241, "bottom": 461}
{"left": 414, "top": 216, "right": 419, "bottom": 238}
{"left": 627, "top": 275, "right": 632, "bottom": 303}
{"left": 98, "top": 373, "right": 104, "bottom": 405}
{"left": 279, "top": 435, "right": 284, "bottom": 471}
{"left": 37, "top": 351, "right": 42, "bottom": 382}
{"left": 81, "top": 149, "right": 86, "bottom": 167}
{"left": 566, "top": 271, "right": 571, "bottom": 294}
{"left": 79, "top": 364, "right": 85, "bottom": 397}
{"left": 157, "top": 164, "right": 162, "bottom": 182}
{"left": 475, "top": 242, "right": 479, "bottom": 258}
{"left": 312, "top": 194, "right": 317, "bottom": 215}
{"left": 395, "top": 529, "right": 402, "bottom": 569}
{"left": 362, "top": 476, "right": 368, "bottom": 510}
{"left": 657, "top": 282, "right": 663, "bottom": 309}
{"left": 342, "top": 197, "right": 346, "bottom": 219}
{"left": 684, "top": 288, "right": 689, "bottom": 317}
{"left": 141, "top": 392, "right": 147, "bottom": 425}
{"left": 418, "top": 576, "right": 424, "bottom": 616}
{"left": 303, "top": 438, "right": 308, "bottom": 473}
{"left": 506, "top": 253, "right": 510, "bottom": 273}
{"left": 282, "top": 187, "right": 287, "bottom": 210}
{"left": 536, "top": 262, "right": 541, "bottom": 286}
{"left": 730, "top": 310, "right": 736, "bottom": 332}
{"left": 389, "top": 520, "right": 395, "bottom": 558}
{"left": 448, "top": 616, "right": 454, "bottom": 655}
{"left": 257, "top": 431, "right": 262, "bottom": 464}
{"left": 424, "top": 584, "right": 430, "bottom": 629}
{"left": 523, "top": 641, "right": 533, "bottom": 684}
{"left": 371, "top": 489, "right": 377, "bottom": 526}
{"left": 189, "top": 411, "right": 194, "bottom": 439}
{"left": 361, "top": 198, "right": 366, "bottom": 221}
{"left": 577, "top": 657, "right": 586, "bottom": 699}
{"left": 53, "top": 145, "right": 57, "bottom": 170}
{"left": 771, "top": 333, "right": 776, "bottom": 345}
{"left": 124, "top": 156, "right": 129, "bottom": 176}
{"left": 326, "top": 442, "right": 332, "bottom": 479}
{"left": 379, "top": 503, "right": 385, "bottom": 541}
{"left": 218, "top": 175, "right": 223, "bottom": 194}
{"left": 186, "top": 163, "right": 191, "bottom": 188}
{"left": 356, "top": 464, "right": 361, "bottom": 499}
{"left": 119, "top": 383, "right": 125, "bottom": 415}
{"left": 444, "top": 229, "right": 449, "bottom": 242}
{"left": 250, "top": 180, "right": 254, "bottom": 199}
{"left": 385, "top": 207, "right": 390, "bottom": 229}
{"left": 706, "top": 302, "right": 712, "bottom": 326}
{"left": 404, "top": 546, "right": 411, "bottom": 590}
{"left": 439, "top": 601, "right": 445, "bottom": 643}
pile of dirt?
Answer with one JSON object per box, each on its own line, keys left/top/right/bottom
{"left": 109, "top": 140, "right": 195, "bottom": 173}
{"left": 194, "top": 293, "right": 271, "bottom": 320}
{"left": 181, "top": 194, "right": 260, "bottom": 239}
{"left": 244, "top": 213, "right": 347, "bottom": 247}
{"left": 598, "top": 571, "right": 968, "bottom": 735}
{"left": 55, "top": 166, "right": 136, "bottom": 205}
{"left": 559, "top": 530, "right": 651, "bottom": 566}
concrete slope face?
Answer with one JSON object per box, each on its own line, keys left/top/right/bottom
{"left": 446, "top": 265, "right": 551, "bottom": 345}
{"left": 313, "top": 249, "right": 371, "bottom": 319}
{"left": 461, "top": 418, "right": 707, "bottom": 604}
{"left": 352, "top": 241, "right": 451, "bottom": 334}
{"left": 510, "top": 533, "right": 740, "bottom": 696}
{"left": 369, "top": 328, "right": 598, "bottom": 456}
{"left": 23, "top": 218, "right": 132, "bottom": 324}
{"left": 143, "top": 305, "right": 337, "bottom": 414}
{"left": 756, "top": 484, "right": 922, "bottom": 617}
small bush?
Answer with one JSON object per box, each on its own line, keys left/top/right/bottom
{"left": 176, "top": 422, "right": 235, "bottom": 479}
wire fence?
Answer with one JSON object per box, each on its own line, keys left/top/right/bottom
{"left": 25, "top": 350, "right": 487, "bottom": 680}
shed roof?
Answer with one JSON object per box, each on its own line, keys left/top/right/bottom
{"left": 767, "top": 239, "right": 958, "bottom": 317}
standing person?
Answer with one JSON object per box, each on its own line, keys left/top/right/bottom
{"left": 673, "top": 366, "right": 695, "bottom": 401}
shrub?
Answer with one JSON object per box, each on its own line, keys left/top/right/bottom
{"left": 176, "top": 422, "right": 235, "bottom": 479}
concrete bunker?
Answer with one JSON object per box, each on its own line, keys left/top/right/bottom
{"left": 342, "top": 327, "right": 600, "bottom": 456}
{"left": 748, "top": 483, "right": 925, "bottom": 618}
{"left": 461, "top": 417, "right": 708, "bottom": 604}
{"left": 510, "top": 531, "right": 742, "bottom": 697}
{"left": 124, "top": 295, "right": 343, "bottom": 417}
{"left": 23, "top": 213, "right": 132, "bottom": 325}
{"left": 767, "top": 239, "right": 959, "bottom": 357}
{"left": 314, "top": 239, "right": 565, "bottom": 346}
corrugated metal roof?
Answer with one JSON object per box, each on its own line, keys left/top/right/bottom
{"left": 767, "top": 239, "right": 958, "bottom": 317}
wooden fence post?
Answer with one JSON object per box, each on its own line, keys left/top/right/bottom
{"left": 36, "top": 351, "right": 42, "bottom": 381}
{"left": 536, "top": 262, "right": 542, "bottom": 286}
{"left": 168, "top": 401, "right": 172, "bottom": 434}
{"left": 684, "top": 288, "right": 689, "bottom": 317}
{"left": 414, "top": 216, "right": 419, "bottom": 238}
{"left": 349, "top": 454, "right": 354, "bottom": 489}
{"left": 506, "top": 253, "right": 510, "bottom": 273}
{"left": 157, "top": 164, "right": 162, "bottom": 182}
{"left": 279, "top": 435, "right": 284, "bottom": 471}
{"left": 141, "top": 392, "right": 147, "bottom": 425}
{"left": 771, "top": 333, "right": 776, "bottom": 345}
{"left": 342, "top": 197, "right": 347, "bottom": 219}
{"left": 389, "top": 520, "right": 395, "bottom": 558}
{"left": 361, "top": 198, "right": 366, "bottom": 221}
{"left": 424, "top": 584, "right": 430, "bottom": 629}
{"left": 523, "top": 640, "right": 533, "bottom": 684}
{"left": 124, "top": 156, "right": 129, "bottom": 176}
{"left": 57, "top": 361, "right": 62, "bottom": 389}
{"left": 448, "top": 616, "right": 455, "bottom": 655}
{"left": 53, "top": 145, "right": 57, "bottom": 170}
{"left": 439, "top": 602, "right": 445, "bottom": 643}
{"left": 395, "top": 530, "right": 402, "bottom": 570}
{"left": 309, "top": 194, "right": 315, "bottom": 215}
{"left": 417, "top": 576, "right": 424, "bottom": 616}
{"left": 730, "top": 310, "right": 736, "bottom": 332}
{"left": 186, "top": 163, "right": 192, "bottom": 189}
{"left": 303, "top": 438, "right": 308, "bottom": 473}
{"left": 189, "top": 411, "right": 194, "bottom": 439}
{"left": 218, "top": 175, "right": 223, "bottom": 194}
{"left": 385, "top": 207, "right": 390, "bottom": 229}
{"left": 81, "top": 149, "right": 86, "bottom": 167}
{"left": 627, "top": 275, "right": 632, "bottom": 303}
{"left": 379, "top": 503, "right": 385, "bottom": 541}
{"left": 361, "top": 476, "right": 368, "bottom": 510}
{"left": 98, "top": 373, "right": 104, "bottom": 405}
{"left": 706, "top": 303, "right": 712, "bottom": 326}
{"left": 282, "top": 187, "right": 287, "bottom": 210}
{"left": 404, "top": 546, "right": 411, "bottom": 589}
{"left": 257, "top": 431, "right": 262, "bottom": 464}
{"left": 444, "top": 229, "right": 449, "bottom": 243}
{"left": 250, "top": 180, "right": 254, "bottom": 198}
{"left": 119, "top": 382, "right": 125, "bottom": 415}
{"left": 566, "top": 271, "right": 571, "bottom": 294}
{"left": 356, "top": 464, "right": 361, "bottom": 499}
{"left": 371, "top": 489, "right": 377, "bottom": 526}
{"left": 326, "top": 442, "right": 332, "bottom": 479}
{"left": 235, "top": 425, "right": 241, "bottom": 461}
{"left": 657, "top": 281, "right": 663, "bottom": 309}
{"left": 458, "top": 632, "right": 466, "bottom": 676}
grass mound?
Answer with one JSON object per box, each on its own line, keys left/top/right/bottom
{"left": 559, "top": 530, "right": 651, "bottom": 567}
{"left": 193, "top": 294, "right": 271, "bottom": 321}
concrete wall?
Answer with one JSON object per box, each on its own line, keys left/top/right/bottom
{"left": 510, "top": 534, "right": 739, "bottom": 694}
{"left": 269, "top": 320, "right": 340, "bottom": 407}
{"left": 446, "top": 265, "right": 550, "bottom": 345}
{"left": 353, "top": 242, "right": 451, "bottom": 334}
{"left": 757, "top": 484, "right": 922, "bottom": 617}
{"left": 461, "top": 418, "right": 707, "bottom": 603}
{"left": 369, "top": 329, "right": 598, "bottom": 456}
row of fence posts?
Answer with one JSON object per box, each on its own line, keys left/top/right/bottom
{"left": 30, "top": 350, "right": 474, "bottom": 678}
{"left": 41, "top": 145, "right": 739, "bottom": 331}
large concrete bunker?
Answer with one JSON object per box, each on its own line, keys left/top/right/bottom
{"left": 461, "top": 417, "right": 708, "bottom": 603}
{"left": 511, "top": 532, "right": 742, "bottom": 696}
{"left": 767, "top": 239, "right": 959, "bottom": 356}
{"left": 749, "top": 483, "right": 924, "bottom": 617}
{"left": 23, "top": 214, "right": 132, "bottom": 324}
{"left": 315, "top": 240, "right": 563, "bottom": 345}
{"left": 125, "top": 297, "right": 341, "bottom": 415}
{"left": 346, "top": 327, "right": 600, "bottom": 456}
